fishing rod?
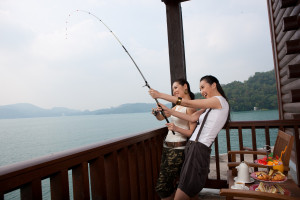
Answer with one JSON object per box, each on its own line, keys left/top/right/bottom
{"left": 66, "top": 10, "right": 175, "bottom": 134}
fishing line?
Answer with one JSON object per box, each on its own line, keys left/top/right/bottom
{"left": 66, "top": 10, "right": 174, "bottom": 134}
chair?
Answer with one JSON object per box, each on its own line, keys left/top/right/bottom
{"left": 227, "top": 130, "right": 294, "bottom": 175}
{"left": 220, "top": 130, "right": 298, "bottom": 200}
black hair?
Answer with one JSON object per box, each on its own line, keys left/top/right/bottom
{"left": 200, "top": 75, "right": 228, "bottom": 101}
{"left": 200, "top": 75, "right": 231, "bottom": 124}
{"left": 174, "top": 78, "right": 195, "bottom": 100}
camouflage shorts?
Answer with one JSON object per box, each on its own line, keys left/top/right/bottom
{"left": 155, "top": 147, "right": 185, "bottom": 198}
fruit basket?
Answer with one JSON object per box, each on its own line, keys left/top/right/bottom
{"left": 254, "top": 153, "right": 282, "bottom": 166}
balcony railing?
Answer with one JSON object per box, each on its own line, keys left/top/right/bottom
{"left": 0, "top": 120, "right": 299, "bottom": 200}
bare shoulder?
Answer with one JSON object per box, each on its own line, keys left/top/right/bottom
{"left": 186, "top": 107, "right": 197, "bottom": 115}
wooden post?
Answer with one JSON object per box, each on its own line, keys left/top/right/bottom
{"left": 162, "top": 0, "right": 189, "bottom": 88}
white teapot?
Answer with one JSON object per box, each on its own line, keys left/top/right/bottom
{"left": 236, "top": 161, "right": 250, "bottom": 183}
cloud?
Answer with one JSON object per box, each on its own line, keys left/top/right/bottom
{"left": 181, "top": 0, "right": 273, "bottom": 88}
{"left": 0, "top": 0, "right": 274, "bottom": 110}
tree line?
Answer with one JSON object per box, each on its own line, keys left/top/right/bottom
{"left": 195, "top": 70, "right": 278, "bottom": 111}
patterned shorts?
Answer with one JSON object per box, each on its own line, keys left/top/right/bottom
{"left": 155, "top": 147, "right": 185, "bottom": 198}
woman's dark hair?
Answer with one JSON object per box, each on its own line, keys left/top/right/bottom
{"left": 174, "top": 78, "right": 195, "bottom": 100}
{"left": 200, "top": 75, "right": 231, "bottom": 124}
{"left": 200, "top": 75, "right": 228, "bottom": 101}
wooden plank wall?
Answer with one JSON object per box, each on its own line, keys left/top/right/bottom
{"left": 267, "top": 0, "right": 300, "bottom": 119}
{"left": 267, "top": 0, "right": 300, "bottom": 182}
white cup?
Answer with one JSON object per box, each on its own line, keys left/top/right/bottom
{"left": 233, "top": 181, "right": 245, "bottom": 189}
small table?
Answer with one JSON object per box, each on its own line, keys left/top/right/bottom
{"left": 221, "top": 170, "right": 300, "bottom": 200}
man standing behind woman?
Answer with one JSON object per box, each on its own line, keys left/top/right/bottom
{"left": 152, "top": 79, "right": 197, "bottom": 200}
{"left": 149, "top": 75, "right": 230, "bottom": 200}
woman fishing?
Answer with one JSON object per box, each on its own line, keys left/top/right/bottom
{"left": 152, "top": 79, "right": 197, "bottom": 200}
{"left": 149, "top": 75, "right": 230, "bottom": 200}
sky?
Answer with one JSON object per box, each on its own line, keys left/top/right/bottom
{"left": 0, "top": 0, "right": 274, "bottom": 111}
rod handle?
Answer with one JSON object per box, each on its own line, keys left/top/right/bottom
{"left": 154, "top": 99, "right": 175, "bottom": 135}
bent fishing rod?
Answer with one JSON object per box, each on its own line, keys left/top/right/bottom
{"left": 67, "top": 10, "right": 175, "bottom": 134}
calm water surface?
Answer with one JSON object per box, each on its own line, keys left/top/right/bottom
{"left": 0, "top": 110, "right": 279, "bottom": 200}
{"left": 0, "top": 110, "right": 279, "bottom": 167}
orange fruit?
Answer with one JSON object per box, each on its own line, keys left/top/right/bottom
{"left": 273, "top": 164, "right": 284, "bottom": 173}
{"left": 267, "top": 161, "right": 274, "bottom": 165}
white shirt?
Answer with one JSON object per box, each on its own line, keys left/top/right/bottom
{"left": 165, "top": 105, "right": 189, "bottom": 142}
{"left": 189, "top": 96, "right": 229, "bottom": 147}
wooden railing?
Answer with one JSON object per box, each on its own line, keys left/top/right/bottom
{"left": 0, "top": 120, "right": 299, "bottom": 199}
{"left": 208, "top": 119, "right": 300, "bottom": 188}
{"left": 0, "top": 128, "right": 167, "bottom": 200}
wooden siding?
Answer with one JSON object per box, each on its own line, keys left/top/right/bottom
{"left": 267, "top": 0, "right": 300, "bottom": 120}
{"left": 267, "top": 0, "right": 300, "bottom": 178}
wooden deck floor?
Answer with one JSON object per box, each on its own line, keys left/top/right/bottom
{"left": 199, "top": 188, "right": 225, "bottom": 199}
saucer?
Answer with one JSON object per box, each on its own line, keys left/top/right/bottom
{"left": 231, "top": 185, "right": 249, "bottom": 190}
{"left": 234, "top": 177, "right": 255, "bottom": 183}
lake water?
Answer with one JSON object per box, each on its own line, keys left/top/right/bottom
{"left": 0, "top": 110, "right": 279, "bottom": 200}
{"left": 0, "top": 110, "right": 279, "bottom": 167}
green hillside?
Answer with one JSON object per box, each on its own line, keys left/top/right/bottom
{"left": 195, "top": 70, "right": 278, "bottom": 111}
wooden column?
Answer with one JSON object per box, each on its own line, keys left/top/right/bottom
{"left": 162, "top": 0, "right": 189, "bottom": 87}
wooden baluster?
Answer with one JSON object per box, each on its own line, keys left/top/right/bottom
{"left": 143, "top": 140, "right": 154, "bottom": 200}
{"left": 72, "top": 162, "right": 90, "bottom": 200}
{"left": 128, "top": 144, "right": 139, "bottom": 200}
{"left": 117, "top": 148, "right": 130, "bottom": 200}
{"left": 251, "top": 127, "right": 258, "bottom": 172}
{"left": 104, "top": 152, "right": 120, "bottom": 200}
{"left": 50, "top": 169, "right": 70, "bottom": 200}
{"left": 89, "top": 156, "right": 107, "bottom": 200}
{"left": 137, "top": 142, "right": 147, "bottom": 200}
{"left": 150, "top": 137, "right": 159, "bottom": 185}
{"left": 226, "top": 127, "right": 231, "bottom": 162}
{"left": 265, "top": 126, "right": 271, "bottom": 151}
{"left": 214, "top": 136, "right": 221, "bottom": 180}
{"left": 238, "top": 127, "right": 244, "bottom": 162}
{"left": 157, "top": 133, "right": 164, "bottom": 163}
{"left": 150, "top": 137, "right": 160, "bottom": 200}
{"left": 21, "top": 179, "right": 42, "bottom": 200}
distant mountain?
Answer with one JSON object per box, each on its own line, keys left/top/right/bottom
{"left": 91, "top": 103, "right": 167, "bottom": 115}
{"left": 0, "top": 103, "right": 82, "bottom": 119}
{"left": 194, "top": 69, "right": 278, "bottom": 111}
{"left": 0, "top": 70, "right": 277, "bottom": 119}
{"left": 0, "top": 103, "right": 171, "bottom": 119}
{"left": 222, "top": 70, "right": 278, "bottom": 111}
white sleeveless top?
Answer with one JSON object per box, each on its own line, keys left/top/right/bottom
{"left": 189, "top": 96, "right": 229, "bottom": 147}
{"left": 164, "top": 106, "right": 189, "bottom": 149}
